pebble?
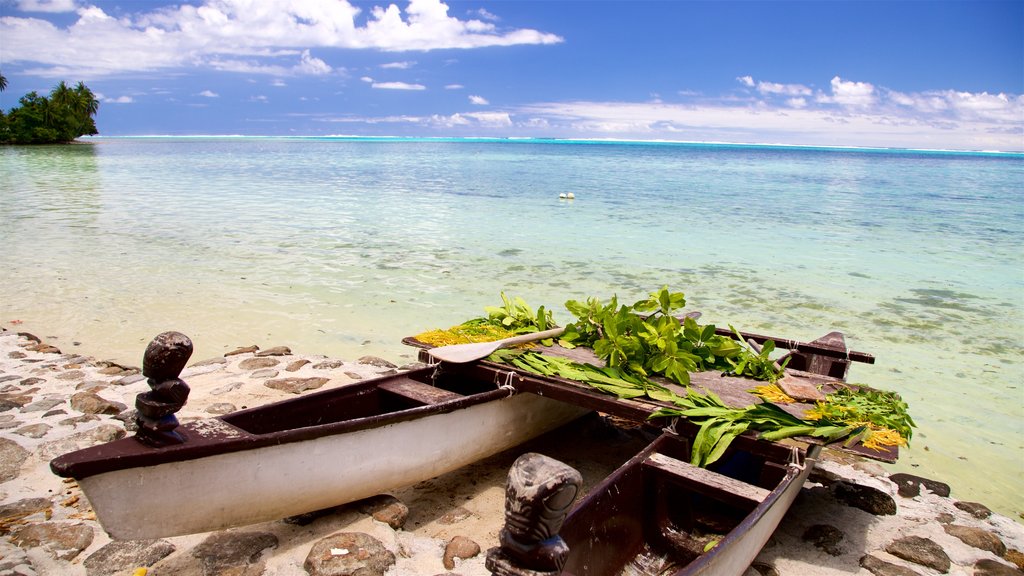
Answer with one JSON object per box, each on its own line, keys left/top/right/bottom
{"left": 69, "top": 391, "right": 127, "bottom": 415}
{"left": 255, "top": 346, "right": 291, "bottom": 357}
{"left": 974, "top": 558, "right": 1024, "bottom": 575}
{"left": 225, "top": 345, "right": 260, "bottom": 356}
{"left": 286, "top": 359, "right": 311, "bottom": 372}
{"left": 859, "top": 554, "right": 922, "bottom": 576}
{"left": 357, "top": 356, "right": 397, "bottom": 369}
{"left": 885, "top": 536, "right": 951, "bottom": 573}
{"left": 239, "top": 357, "right": 280, "bottom": 370}
{"left": 14, "top": 423, "right": 50, "bottom": 439}
{"left": 955, "top": 500, "right": 993, "bottom": 519}
{"left": 313, "top": 360, "right": 345, "bottom": 370}
{"left": 304, "top": 532, "right": 396, "bottom": 576}
{"left": 264, "top": 377, "right": 329, "bottom": 394}
{"left": 358, "top": 495, "right": 409, "bottom": 530}
{"left": 943, "top": 523, "right": 1007, "bottom": 556}
{"left": 251, "top": 368, "right": 280, "bottom": 379}
{"left": 443, "top": 536, "right": 481, "bottom": 570}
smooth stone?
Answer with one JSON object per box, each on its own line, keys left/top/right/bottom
{"left": 97, "top": 366, "right": 126, "bottom": 376}
{"left": 343, "top": 372, "right": 365, "bottom": 381}
{"left": 42, "top": 409, "right": 67, "bottom": 417}
{"left": 0, "top": 375, "right": 20, "bottom": 384}
{"left": 954, "top": 501, "right": 993, "bottom": 519}
{"left": 251, "top": 369, "right": 280, "bottom": 379}
{"left": 21, "top": 397, "right": 65, "bottom": 413}
{"left": 142, "top": 331, "right": 193, "bottom": 381}
{"left": 286, "top": 359, "right": 311, "bottom": 372}
{"left": 943, "top": 524, "right": 1006, "bottom": 556}
{"left": 189, "top": 356, "right": 228, "bottom": 367}
{"left": 313, "top": 360, "right": 345, "bottom": 370}
{"left": 9, "top": 522, "right": 94, "bottom": 561}
{"left": 55, "top": 370, "right": 86, "bottom": 381}
{"left": 833, "top": 480, "right": 897, "bottom": 516}
{"left": 209, "top": 383, "right": 243, "bottom": 397}
{"left": 113, "top": 374, "right": 145, "bottom": 386}
{"left": 19, "top": 377, "right": 45, "bottom": 386}
{"left": 973, "top": 559, "right": 1023, "bottom": 576}
{"left": 889, "top": 473, "right": 951, "bottom": 498}
{"left": 357, "top": 495, "right": 409, "bottom": 530}
{"left": 304, "top": 532, "right": 395, "bottom": 576}
{"left": 8, "top": 351, "right": 26, "bottom": 359}
{"left": 255, "top": 346, "right": 291, "bottom": 357}
{"left": 439, "top": 506, "right": 474, "bottom": 525}
{"left": 205, "top": 403, "right": 237, "bottom": 415}
{"left": 0, "top": 498, "right": 53, "bottom": 524}
{"left": 239, "top": 357, "right": 280, "bottom": 370}
{"left": 14, "top": 423, "right": 50, "bottom": 439}
{"left": 83, "top": 539, "right": 176, "bottom": 576}
{"left": 225, "top": 345, "right": 260, "bottom": 356}
{"left": 70, "top": 391, "right": 127, "bottom": 415}
{"left": 859, "top": 554, "right": 922, "bottom": 576}
{"left": 1004, "top": 550, "right": 1024, "bottom": 571}
{"left": 191, "top": 531, "right": 278, "bottom": 574}
{"left": 357, "top": 356, "right": 397, "bottom": 369}
{"left": 802, "top": 524, "right": 845, "bottom": 556}
{"left": 443, "top": 536, "right": 481, "bottom": 570}
{"left": 885, "top": 536, "right": 951, "bottom": 573}
{"left": 0, "top": 438, "right": 30, "bottom": 482}
{"left": 58, "top": 414, "right": 100, "bottom": 428}
{"left": 38, "top": 423, "right": 126, "bottom": 460}
{"left": 265, "top": 377, "right": 329, "bottom": 394}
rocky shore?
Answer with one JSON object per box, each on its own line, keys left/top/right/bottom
{"left": 0, "top": 327, "right": 1021, "bottom": 576}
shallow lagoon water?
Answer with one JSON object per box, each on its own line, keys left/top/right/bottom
{"left": 1, "top": 137, "right": 1021, "bottom": 517}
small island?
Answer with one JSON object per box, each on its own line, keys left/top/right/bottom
{"left": 0, "top": 72, "right": 99, "bottom": 145}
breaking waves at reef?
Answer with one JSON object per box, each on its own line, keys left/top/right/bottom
{"left": 1, "top": 137, "right": 1021, "bottom": 517}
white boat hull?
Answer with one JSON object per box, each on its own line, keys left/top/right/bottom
{"left": 80, "top": 393, "right": 587, "bottom": 539}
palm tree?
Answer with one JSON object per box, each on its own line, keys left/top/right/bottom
{"left": 0, "top": 71, "right": 7, "bottom": 92}
{"left": 74, "top": 81, "right": 99, "bottom": 118}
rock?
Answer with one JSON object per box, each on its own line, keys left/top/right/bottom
{"left": 9, "top": 522, "right": 94, "bottom": 560}
{"left": 70, "top": 391, "right": 127, "bottom": 415}
{"left": 191, "top": 531, "right": 278, "bottom": 574}
{"left": 889, "top": 473, "right": 951, "bottom": 498}
{"left": 83, "top": 539, "right": 176, "bottom": 576}
{"left": 55, "top": 370, "right": 86, "bottom": 380}
{"left": 239, "top": 357, "right": 280, "bottom": 370}
{"left": 885, "top": 536, "right": 951, "bottom": 574}
{"left": 937, "top": 512, "right": 956, "bottom": 524}
{"left": 973, "top": 559, "right": 1023, "bottom": 576}
{"left": 265, "top": 377, "right": 329, "bottom": 394}
{"left": 212, "top": 381, "right": 244, "bottom": 395}
{"left": 802, "top": 524, "right": 845, "bottom": 556}
{"left": 0, "top": 375, "right": 20, "bottom": 384}
{"left": 97, "top": 366, "right": 127, "bottom": 375}
{"left": 0, "top": 498, "right": 52, "bottom": 525}
{"left": 859, "top": 554, "right": 922, "bottom": 576}
{"left": 955, "top": 501, "right": 993, "bottom": 519}
{"left": 314, "top": 360, "right": 345, "bottom": 370}
{"left": 19, "top": 377, "right": 45, "bottom": 386}
{"left": 113, "top": 374, "right": 146, "bottom": 386}
{"left": 0, "top": 543, "right": 34, "bottom": 575}
{"left": 205, "top": 403, "right": 237, "bottom": 415}
{"left": 357, "top": 356, "right": 397, "bottom": 369}
{"left": 1005, "top": 550, "right": 1024, "bottom": 571}
{"left": 357, "top": 495, "right": 408, "bottom": 530}
{"left": 943, "top": 524, "right": 1006, "bottom": 556}
{"left": 304, "top": 532, "right": 396, "bottom": 576}
{"left": 439, "top": 506, "right": 474, "bottom": 525}
{"left": 286, "top": 359, "right": 311, "bottom": 372}
{"left": 251, "top": 368, "right": 280, "bottom": 379}
{"left": 225, "top": 345, "right": 260, "bottom": 356}
{"left": 443, "top": 536, "right": 481, "bottom": 570}
{"left": 38, "top": 424, "right": 126, "bottom": 460}
{"left": 284, "top": 506, "right": 344, "bottom": 526}
{"left": 749, "top": 562, "right": 780, "bottom": 576}
{"left": 21, "top": 397, "right": 65, "bottom": 413}
{"left": 255, "top": 346, "right": 291, "bottom": 357}
{"left": 833, "top": 480, "right": 897, "bottom": 516}
{"left": 343, "top": 372, "right": 365, "bottom": 381}
{"left": 58, "top": 414, "right": 100, "bottom": 428}
{"left": 8, "top": 351, "right": 26, "bottom": 359}
{"left": 0, "top": 438, "right": 30, "bottom": 482}
{"left": 42, "top": 409, "right": 67, "bottom": 418}
{"left": 14, "top": 423, "right": 50, "bottom": 439}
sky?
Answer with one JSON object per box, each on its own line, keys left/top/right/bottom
{"left": 0, "top": 0, "right": 1022, "bottom": 151}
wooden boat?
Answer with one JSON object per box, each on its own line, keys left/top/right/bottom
{"left": 487, "top": 432, "right": 818, "bottom": 576}
{"left": 49, "top": 333, "right": 590, "bottom": 540}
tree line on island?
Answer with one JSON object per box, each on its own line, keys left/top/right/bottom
{"left": 0, "top": 71, "right": 100, "bottom": 145}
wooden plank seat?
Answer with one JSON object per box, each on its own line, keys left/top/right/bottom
{"left": 644, "top": 452, "right": 771, "bottom": 507}
{"left": 378, "top": 379, "right": 464, "bottom": 405}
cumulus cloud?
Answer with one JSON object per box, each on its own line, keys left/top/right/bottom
{"left": 826, "top": 76, "right": 876, "bottom": 108}
{"left": 16, "top": 0, "right": 75, "bottom": 12}
{"left": 381, "top": 61, "right": 415, "bottom": 69}
{"left": 469, "top": 94, "right": 488, "bottom": 105}
{"left": 372, "top": 81, "right": 426, "bottom": 90}
{"left": 198, "top": 90, "right": 219, "bottom": 97}
{"left": 1, "top": 0, "right": 562, "bottom": 77}
{"left": 445, "top": 84, "right": 464, "bottom": 90}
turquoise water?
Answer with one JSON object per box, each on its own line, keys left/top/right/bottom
{"left": 2, "top": 137, "right": 1022, "bottom": 517}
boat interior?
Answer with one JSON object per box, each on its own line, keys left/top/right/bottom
{"left": 559, "top": 432, "right": 797, "bottom": 576}
{"left": 220, "top": 365, "right": 497, "bottom": 435}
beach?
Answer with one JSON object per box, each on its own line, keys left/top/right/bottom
{"left": 2, "top": 138, "right": 1022, "bottom": 520}
{"left": 1, "top": 328, "right": 1022, "bottom": 575}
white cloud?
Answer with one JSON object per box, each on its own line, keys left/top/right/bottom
{"left": 271, "top": 79, "right": 287, "bottom": 87}
{"left": 100, "top": 94, "right": 133, "bottom": 104}
{"left": 198, "top": 90, "right": 219, "bottom": 97}
{"left": 16, "top": 0, "right": 75, "bottom": 13}
{"left": 361, "top": 76, "right": 375, "bottom": 83}
{"left": 0, "top": 0, "right": 562, "bottom": 77}
{"left": 472, "top": 8, "right": 499, "bottom": 22}
{"left": 371, "top": 81, "right": 426, "bottom": 90}
{"left": 445, "top": 84, "right": 464, "bottom": 90}
{"left": 381, "top": 61, "right": 415, "bottom": 69}
{"left": 469, "top": 94, "right": 488, "bottom": 105}
{"left": 737, "top": 76, "right": 755, "bottom": 88}
{"left": 827, "top": 76, "right": 876, "bottom": 108}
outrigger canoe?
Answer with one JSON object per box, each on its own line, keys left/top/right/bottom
{"left": 50, "top": 361, "right": 589, "bottom": 540}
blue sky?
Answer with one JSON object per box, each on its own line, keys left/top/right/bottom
{"left": 1, "top": 0, "right": 1021, "bottom": 150}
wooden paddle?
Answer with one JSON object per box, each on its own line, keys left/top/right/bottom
{"left": 427, "top": 327, "right": 565, "bottom": 364}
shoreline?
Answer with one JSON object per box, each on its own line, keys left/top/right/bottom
{"left": 1, "top": 328, "right": 1022, "bottom": 575}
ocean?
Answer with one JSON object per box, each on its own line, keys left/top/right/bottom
{"left": 1, "top": 136, "right": 1021, "bottom": 517}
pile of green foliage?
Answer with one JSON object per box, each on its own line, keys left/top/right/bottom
{"left": 0, "top": 73, "right": 99, "bottom": 144}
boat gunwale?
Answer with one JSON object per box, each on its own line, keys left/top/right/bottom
{"left": 50, "top": 365, "right": 514, "bottom": 479}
